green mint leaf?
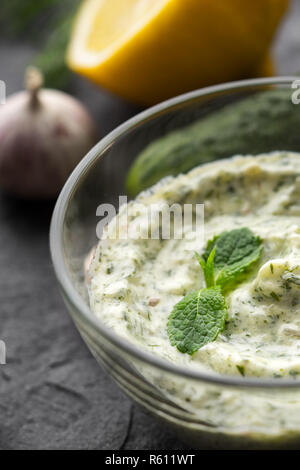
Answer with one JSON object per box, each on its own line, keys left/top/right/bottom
{"left": 203, "top": 227, "right": 262, "bottom": 290}
{"left": 195, "top": 246, "right": 216, "bottom": 288}
{"left": 167, "top": 287, "right": 227, "bottom": 355}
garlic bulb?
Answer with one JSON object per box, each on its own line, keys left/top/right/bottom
{"left": 0, "top": 67, "right": 97, "bottom": 199}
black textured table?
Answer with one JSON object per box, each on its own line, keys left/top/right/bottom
{"left": 0, "top": 1, "right": 299, "bottom": 450}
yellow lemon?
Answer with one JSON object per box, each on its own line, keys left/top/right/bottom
{"left": 67, "top": 0, "right": 288, "bottom": 105}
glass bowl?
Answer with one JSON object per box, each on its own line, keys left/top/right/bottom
{"left": 50, "top": 77, "right": 300, "bottom": 450}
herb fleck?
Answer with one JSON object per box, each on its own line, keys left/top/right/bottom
{"left": 236, "top": 365, "right": 245, "bottom": 376}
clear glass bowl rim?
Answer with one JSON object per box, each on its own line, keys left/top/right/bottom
{"left": 50, "top": 76, "right": 300, "bottom": 389}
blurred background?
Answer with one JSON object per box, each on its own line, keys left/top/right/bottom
{"left": 1, "top": 0, "right": 299, "bottom": 138}
{"left": 0, "top": 0, "right": 299, "bottom": 450}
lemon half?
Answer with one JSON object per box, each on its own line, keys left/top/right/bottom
{"left": 67, "top": 0, "right": 288, "bottom": 104}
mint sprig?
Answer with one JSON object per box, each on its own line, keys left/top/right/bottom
{"left": 167, "top": 227, "right": 263, "bottom": 355}
{"left": 195, "top": 246, "right": 216, "bottom": 288}
{"left": 167, "top": 287, "right": 227, "bottom": 355}
{"left": 168, "top": 246, "right": 227, "bottom": 355}
{"left": 203, "top": 227, "right": 262, "bottom": 290}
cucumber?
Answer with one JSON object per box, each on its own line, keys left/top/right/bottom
{"left": 126, "top": 89, "right": 300, "bottom": 196}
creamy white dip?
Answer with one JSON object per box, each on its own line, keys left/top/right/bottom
{"left": 88, "top": 151, "right": 300, "bottom": 381}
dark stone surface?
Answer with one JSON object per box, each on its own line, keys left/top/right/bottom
{"left": 0, "top": 1, "right": 299, "bottom": 450}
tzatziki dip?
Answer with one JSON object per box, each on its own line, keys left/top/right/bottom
{"left": 87, "top": 151, "right": 300, "bottom": 446}
{"left": 89, "top": 151, "right": 300, "bottom": 380}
